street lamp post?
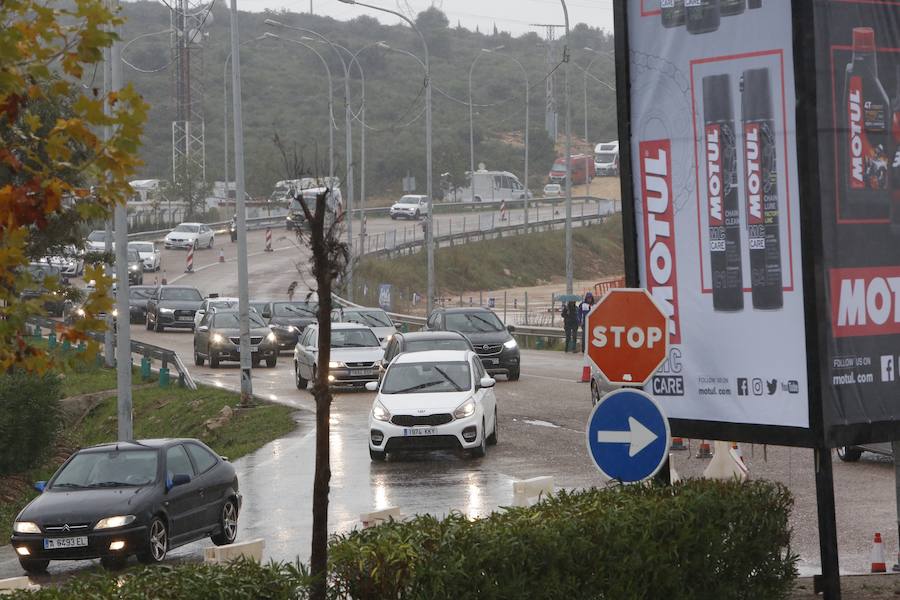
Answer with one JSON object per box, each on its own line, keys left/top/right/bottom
{"left": 468, "top": 46, "right": 504, "bottom": 205}
{"left": 581, "top": 47, "right": 615, "bottom": 201}
{"left": 561, "top": 0, "right": 573, "bottom": 296}
{"left": 337, "top": 0, "right": 434, "bottom": 315}
{"left": 224, "top": 36, "right": 265, "bottom": 209}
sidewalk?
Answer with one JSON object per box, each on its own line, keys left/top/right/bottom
{"left": 793, "top": 574, "right": 900, "bottom": 599}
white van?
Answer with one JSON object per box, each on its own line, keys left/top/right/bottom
{"left": 594, "top": 141, "right": 619, "bottom": 177}
{"left": 456, "top": 169, "right": 528, "bottom": 203}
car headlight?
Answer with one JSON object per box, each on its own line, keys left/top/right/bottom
{"left": 13, "top": 521, "right": 40, "bottom": 534}
{"left": 266, "top": 332, "right": 277, "bottom": 343}
{"left": 94, "top": 515, "right": 136, "bottom": 530}
{"left": 159, "top": 307, "right": 174, "bottom": 314}
{"left": 372, "top": 400, "right": 391, "bottom": 422}
{"left": 112, "top": 309, "right": 118, "bottom": 318}
{"left": 130, "top": 265, "right": 139, "bottom": 271}
{"left": 211, "top": 333, "right": 225, "bottom": 344}
{"left": 328, "top": 361, "right": 345, "bottom": 369}
{"left": 286, "top": 325, "right": 297, "bottom": 333}
{"left": 504, "top": 338, "right": 518, "bottom": 349}
{"left": 76, "top": 308, "right": 86, "bottom": 317}
{"left": 454, "top": 398, "right": 476, "bottom": 420}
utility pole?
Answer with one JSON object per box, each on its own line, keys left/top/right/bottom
{"left": 531, "top": 24, "right": 564, "bottom": 140}
{"left": 102, "top": 46, "right": 114, "bottom": 369}
{"left": 559, "top": 2, "right": 574, "bottom": 296}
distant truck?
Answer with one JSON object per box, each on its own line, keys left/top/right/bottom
{"left": 270, "top": 177, "right": 341, "bottom": 203}
{"left": 285, "top": 186, "right": 343, "bottom": 231}
{"left": 548, "top": 154, "right": 595, "bottom": 185}
{"left": 594, "top": 140, "right": 619, "bottom": 176}
{"left": 454, "top": 169, "right": 529, "bottom": 203}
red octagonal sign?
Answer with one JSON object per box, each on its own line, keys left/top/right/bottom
{"left": 586, "top": 288, "right": 669, "bottom": 387}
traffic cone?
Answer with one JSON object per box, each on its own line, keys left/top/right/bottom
{"left": 670, "top": 437, "right": 687, "bottom": 451}
{"left": 871, "top": 533, "right": 887, "bottom": 573}
{"left": 696, "top": 440, "right": 713, "bottom": 459}
{"left": 581, "top": 363, "right": 591, "bottom": 383}
{"left": 219, "top": 248, "right": 225, "bottom": 263}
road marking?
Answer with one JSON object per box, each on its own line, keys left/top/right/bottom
{"left": 168, "top": 245, "right": 295, "bottom": 285}
{"left": 521, "top": 373, "right": 582, "bottom": 383}
{"left": 596, "top": 417, "right": 657, "bottom": 457}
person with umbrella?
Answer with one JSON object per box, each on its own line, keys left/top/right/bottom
{"left": 562, "top": 300, "right": 579, "bottom": 352}
{"left": 579, "top": 291, "right": 595, "bottom": 352}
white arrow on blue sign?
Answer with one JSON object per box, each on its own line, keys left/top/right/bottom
{"left": 586, "top": 388, "right": 671, "bottom": 483}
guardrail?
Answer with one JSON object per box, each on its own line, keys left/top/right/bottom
{"left": 27, "top": 315, "right": 197, "bottom": 390}
{"left": 126, "top": 214, "right": 287, "bottom": 242}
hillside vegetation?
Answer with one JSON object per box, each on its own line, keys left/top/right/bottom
{"left": 118, "top": 3, "right": 616, "bottom": 199}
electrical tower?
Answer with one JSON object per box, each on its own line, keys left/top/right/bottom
{"left": 532, "top": 24, "right": 565, "bottom": 141}
{"left": 170, "top": 0, "right": 210, "bottom": 202}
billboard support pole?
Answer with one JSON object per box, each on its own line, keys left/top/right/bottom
{"left": 813, "top": 448, "right": 841, "bottom": 599}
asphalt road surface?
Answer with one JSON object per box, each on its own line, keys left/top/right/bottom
{"left": 3, "top": 210, "right": 898, "bottom": 582}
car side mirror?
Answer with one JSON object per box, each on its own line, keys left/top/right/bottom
{"left": 34, "top": 481, "right": 46, "bottom": 493}
{"left": 507, "top": 325, "right": 516, "bottom": 333}
{"left": 365, "top": 381, "right": 379, "bottom": 392}
{"left": 198, "top": 326, "right": 209, "bottom": 332}
{"left": 168, "top": 473, "right": 191, "bottom": 490}
{"left": 479, "top": 377, "right": 496, "bottom": 389}
{"left": 393, "top": 321, "right": 403, "bottom": 328}
{"left": 262, "top": 311, "right": 271, "bottom": 319}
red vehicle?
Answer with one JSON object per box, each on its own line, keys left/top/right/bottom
{"left": 548, "top": 154, "right": 595, "bottom": 185}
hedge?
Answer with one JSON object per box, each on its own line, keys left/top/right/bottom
{"left": 0, "top": 370, "right": 61, "bottom": 475}
{"left": 7, "top": 480, "right": 796, "bottom": 600}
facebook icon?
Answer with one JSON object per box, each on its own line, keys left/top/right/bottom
{"left": 882, "top": 356, "right": 895, "bottom": 383}
{"left": 737, "top": 378, "right": 749, "bottom": 396}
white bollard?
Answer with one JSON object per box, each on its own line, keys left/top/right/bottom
{"left": 203, "top": 538, "right": 265, "bottom": 564}
{"left": 360, "top": 506, "right": 401, "bottom": 528}
{"left": 512, "top": 476, "right": 555, "bottom": 507}
{"left": 702, "top": 441, "right": 749, "bottom": 481}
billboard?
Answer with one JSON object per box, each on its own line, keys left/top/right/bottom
{"left": 624, "top": 0, "right": 811, "bottom": 440}
{"left": 812, "top": 1, "right": 900, "bottom": 444}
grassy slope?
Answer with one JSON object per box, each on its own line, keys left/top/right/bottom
{"left": 356, "top": 216, "right": 624, "bottom": 295}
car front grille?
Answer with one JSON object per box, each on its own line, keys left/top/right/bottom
{"left": 229, "top": 336, "right": 264, "bottom": 345}
{"left": 391, "top": 413, "right": 453, "bottom": 427}
{"left": 346, "top": 361, "right": 376, "bottom": 368}
{"left": 474, "top": 344, "right": 503, "bottom": 356}
{"left": 44, "top": 523, "right": 90, "bottom": 533}
{"left": 174, "top": 309, "right": 194, "bottom": 319}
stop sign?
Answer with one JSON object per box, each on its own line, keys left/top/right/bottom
{"left": 586, "top": 288, "right": 669, "bottom": 386}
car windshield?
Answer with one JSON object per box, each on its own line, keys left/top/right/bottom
{"left": 52, "top": 449, "right": 158, "bottom": 489}
{"left": 129, "top": 287, "right": 154, "bottom": 300}
{"left": 173, "top": 224, "right": 199, "bottom": 233}
{"left": 210, "top": 299, "right": 239, "bottom": 310}
{"left": 274, "top": 302, "right": 317, "bottom": 317}
{"left": 596, "top": 152, "right": 617, "bottom": 162}
{"left": 341, "top": 310, "right": 392, "bottom": 327}
{"left": 552, "top": 159, "right": 567, "bottom": 170}
{"left": 332, "top": 328, "right": 380, "bottom": 348}
{"left": 127, "top": 250, "right": 141, "bottom": 262}
{"left": 87, "top": 231, "right": 107, "bottom": 242}
{"left": 160, "top": 288, "right": 202, "bottom": 301}
{"left": 130, "top": 242, "right": 154, "bottom": 253}
{"left": 399, "top": 196, "right": 419, "bottom": 204}
{"left": 213, "top": 312, "right": 266, "bottom": 328}
{"left": 405, "top": 338, "right": 471, "bottom": 353}
{"left": 444, "top": 312, "right": 505, "bottom": 333}
{"left": 26, "top": 264, "right": 60, "bottom": 281}
{"left": 381, "top": 362, "right": 472, "bottom": 394}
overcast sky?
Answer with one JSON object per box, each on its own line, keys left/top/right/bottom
{"left": 237, "top": 0, "right": 615, "bottom": 36}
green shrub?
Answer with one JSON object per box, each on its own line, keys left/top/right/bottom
{"left": 0, "top": 370, "right": 62, "bottom": 475}
{"left": 328, "top": 479, "right": 797, "bottom": 600}
{"left": 6, "top": 559, "right": 312, "bottom": 600}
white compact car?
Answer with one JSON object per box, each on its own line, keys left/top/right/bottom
{"left": 366, "top": 350, "right": 498, "bottom": 461}
{"left": 389, "top": 195, "right": 429, "bottom": 220}
{"left": 84, "top": 230, "right": 111, "bottom": 253}
{"left": 331, "top": 307, "right": 397, "bottom": 345}
{"left": 164, "top": 222, "right": 215, "bottom": 250}
{"left": 41, "top": 245, "right": 83, "bottom": 277}
{"left": 543, "top": 183, "right": 562, "bottom": 198}
{"left": 293, "top": 323, "right": 385, "bottom": 390}
{"left": 193, "top": 296, "right": 240, "bottom": 328}
{"left": 128, "top": 241, "right": 161, "bottom": 272}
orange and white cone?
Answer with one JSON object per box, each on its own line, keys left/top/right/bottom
{"left": 871, "top": 532, "right": 887, "bottom": 573}
{"left": 580, "top": 358, "right": 591, "bottom": 383}
{"left": 696, "top": 440, "right": 713, "bottom": 459}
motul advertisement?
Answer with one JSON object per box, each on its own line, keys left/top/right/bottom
{"left": 625, "top": 0, "right": 809, "bottom": 431}
{"left": 814, "top": 2, "right": 900, "bottom": 440}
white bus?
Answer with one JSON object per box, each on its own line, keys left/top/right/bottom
{"left": 594, "top": 141, "right": 619, "bottom": 176}
{"left": 454, "top": 168, "right": 529, "bottom": 203}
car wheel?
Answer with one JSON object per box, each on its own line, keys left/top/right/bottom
{"left": 295, "top": 362, "right": 307, "bottom": 389}
{"left": 18, "top": 558, "right": 49, "bottom": 574}
{"left": 137, "top": 517, "right": 168, "bottom": 565}
{"left": 414, "top": 209, "right": 420, "bottom": 219}
{"left": 487, "top": 407, "right": 498, "bottom": 445}
{"left": 100, "top": 555, "right": 127, "bottom": 570}
{"left": 210, "top": 499, "right": 239, "bottom": 546}
{"left": 193, "top": 240, "right": 198, "bottom": 250}
{"left": 469, "top": 419, "right": 487, "bottom": 458}
{"left": 146, "top": 315, "right": 153, "bottom": 330}
{"left": 266, "top": 356, "right": 277, "bottom": 368}
{"left": 209, "top": 350, "right": 219, "bottom": 369}
{"left": 369, "top": 447, "right": 387, "bottom": 462}
{"left": 507, "top": 367, "right": 520, "bottom": 381}
{"left": 153, "top": 317, "right": 164, "bottom": 333}
{"left": 194, "top": 351, "right": 205, "bottom": 367}
{"left": 251, "top": 357, "right": 260, "bottom": 368}
{"left": 837, "top": 446, "right": 863, "bottom": 462}
{"left": 591, "top": 381, "right": 601, "bottom": 406}
{"left": 208, "top": 236, "right": 214, "bottom": 249}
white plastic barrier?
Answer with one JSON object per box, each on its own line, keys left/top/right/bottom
{"left": 512, "top": 476, "right": 555, "bottom": 507}
{"left": 360, "top": 507, "right": 402, "bottom": 528}
{"left": 203, "top": 538, "right": 265, "bottom": 564}
{"left": 702, "top": 441, "right": 749, "bottom": 481}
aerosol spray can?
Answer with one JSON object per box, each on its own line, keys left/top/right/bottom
{"left": 748, "top": 0, "right": 762, "bottom": 8}
{"left": 741, "top": 68, "right": 783, "bottom": 309}
{"left": 686, "top": 0, "right": 720, "bottom": 35}
{"left": 661, "top": 0, "right": 685, "bottom": 28}
{"left": 842, "top": 27, "right": 890, "bottom": 213}
{"left": 720, "top": 0, "right": 745, "bottom": 16}
{"left": 703, "top": 74, "right": 744, "bottom": 311}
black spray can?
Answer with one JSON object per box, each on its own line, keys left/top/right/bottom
{"left": 721, "top": 0, "right": 745, "bottom": 16}
{"left": 748, "top": 0, "right": 761, "bottom": 8}
{"left": 686, "top": 0, "right": 720, "bottom": 35}
{"left": 661, "top": 0, "right": 685, "bottom": 28}
{"left": 703, "top": 74, "right": 744, "bottom": 312}
{"left": 741, "top": 68, "right": 783, "bottom": 310}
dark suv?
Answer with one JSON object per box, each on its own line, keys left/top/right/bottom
{"left": 145, "top": 286, "right": 203, "bottom": 332}
{"left": 425, "top": 307, "right": 520, "bottom": 380}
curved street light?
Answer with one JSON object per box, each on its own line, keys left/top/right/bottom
{"left": 560, "top": 0, "right": 574, "bottom": 296}
{"left": 468, "top": 46, "right": 504, "bottom": 204}
{"left": 224, "top": 35, "right": 266, "bottom": 211}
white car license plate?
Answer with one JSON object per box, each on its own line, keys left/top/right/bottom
{"left": 403, "top": 427, "right": 436, "bottom": 437}
{"left": 44, "top": 536, "right": 88, "bottom": 550}
{"left": 177, "top": 315, "right": 192, "bottom": 321}
{"left": 350, "top": 369, "right": 374, "bottom": 376}
{"left": 485, "top": 358, "right": 499, "bottom": 366}
{"left": 236, "top": 346, "right": 259, "bottom": 353}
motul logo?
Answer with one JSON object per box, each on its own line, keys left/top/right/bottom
{"left": 744, "top": 124, "right": 763, "bottom": 225}
{"left": 848, "top": 77, "right": 864, "bottom": 188}
{"left": 831, "top": 266, "right": 900, "bottom": 337}
{"left": 706, "top": 125, "right": 723, "bottom": 226}
{"left": 640, "top": 140, "right": 680, "bottom": 344}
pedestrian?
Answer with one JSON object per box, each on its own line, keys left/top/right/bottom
{"left": 579, "top": 291, "right": 595, "bottom": 352}
{"left": 287, "top": 281, "right": 298, "bottom": 302}
{"left": 562, "top": 301, "right": 579, "bottom": 353}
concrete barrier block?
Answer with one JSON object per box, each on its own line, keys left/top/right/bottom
{"left": 360, "top": 506, "right": 401, "bottom": 528}
{"left": 512, "top": 476, "right": 555, "bottom": 507}
{"left": 203, "top": 538, "right": 265, "bottom": 564}
{"left": 0, "top": 577, "right": 40, "bottom": 594}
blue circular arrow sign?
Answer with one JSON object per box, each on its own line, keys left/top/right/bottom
{"left": 586, "top": 389, "right": 671, "bottom": 483}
